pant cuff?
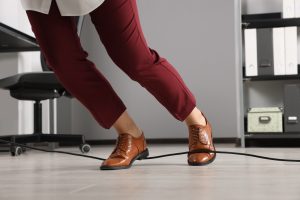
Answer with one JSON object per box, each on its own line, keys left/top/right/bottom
{"left": 176, "top": 98, "right": 197, "bottom": 122}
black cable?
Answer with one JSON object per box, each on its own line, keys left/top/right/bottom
{"left": 1, "top": 138, "right": 300, "bottom": 162}
{"left": 145, "top": 149, "right": 300, "bottom": 162}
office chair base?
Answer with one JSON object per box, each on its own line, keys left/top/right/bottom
{"left": 0, "top": 133, "right": 91, "bottom": 156}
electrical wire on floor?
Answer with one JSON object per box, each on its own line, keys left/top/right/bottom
{"left": 0, "top": 138, "right": 300, "bottom": 162}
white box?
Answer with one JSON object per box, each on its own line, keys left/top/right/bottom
{"left": 285, "top": 27, "right": 298, "bottom": 75}
{"left": 273, "top": 28, "right": 286, "bottom": 75}
{"left": 244, "top": 29, "right": 258, "bottom": 76}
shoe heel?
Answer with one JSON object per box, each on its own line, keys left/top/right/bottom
{"left": 137, "top": 148, "right": 149, "bottom": 160}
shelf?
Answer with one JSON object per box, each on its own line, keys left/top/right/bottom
{"left": 242, "top": 66, "right": 300, "bottom": 81}
{"left": 241, "top": 13, "right": 300, "bottom": 147}
{"left": 245, "top": 132, "right": 300, "bottom": 147}
{"left": 242, "top": 13, "right": 300, "bottom": 29}
{"left": 243, "top": 75, "right": 300, "bottom": 81}
{"left": 242, "top": 13, "right": 282, "bottom": 21}
{"left": 245, "top": 132, "right": 300, "bottom": 139}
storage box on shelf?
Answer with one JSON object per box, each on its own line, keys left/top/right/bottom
{"left": 247, "top": 107, "right": 283, "bottom": 133}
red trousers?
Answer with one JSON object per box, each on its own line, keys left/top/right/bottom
{"left": 25, "top": 0, "right": 197, "bottom": 129}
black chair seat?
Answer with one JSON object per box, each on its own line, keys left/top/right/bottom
{"left": 0, "top": 72, "right": 64, "bottom": 90}
{"left": 0, "top": 72, "right": 74, "bottom": 100}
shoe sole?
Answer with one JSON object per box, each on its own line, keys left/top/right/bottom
{"left": 187, "top": 145, "right": 217, "bottom": 166}
{"left": 100, "top": 148, "right": 149, "bottom": 170}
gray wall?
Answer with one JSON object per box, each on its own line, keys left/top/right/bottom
{"left": 0, "top": 53, "right": 19, "bottom": 134}
{"left": 71, "top": 0, "right": 243, "bottom": 140}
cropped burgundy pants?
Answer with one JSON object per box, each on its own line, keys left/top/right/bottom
{"left": 25, "top": 0, "right": 197, "bottom": 129}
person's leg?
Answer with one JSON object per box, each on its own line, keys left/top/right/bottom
{"left": 89, "top": 0, "right": 206, "bottom": 127}
{"left": 90, "top": 0, "right": 216, "bottom": 166}
{"left": 112, "top": 111, "right": 142, "bottom": 137}
{"left": 25, "top": 0, "right": 142, "bottom": 135}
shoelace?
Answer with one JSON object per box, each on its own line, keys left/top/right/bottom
{"left": 190, "top": 127, "right": 202, "bottom": 146}
{"left": 111, "top": 135, "right": 130, "bottom": 157}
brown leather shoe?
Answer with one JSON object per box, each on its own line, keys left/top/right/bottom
{"left": 100, "top": 131, "right": 149, "bottom": 170}
{"left": 188, "top": 113, "right": 216, "bottom": 166}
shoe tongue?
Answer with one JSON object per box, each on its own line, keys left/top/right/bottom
{"left": 189, "top": 123, "right": 206, "bottom": 130}
{"left": 119, "top": 132, "right": 132, "bottom": 137}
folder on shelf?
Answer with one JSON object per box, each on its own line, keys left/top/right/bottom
{"left": 285, "top": 26, "right": 298, "bottom": 75}
{"left": 244, "top": 29, "right": 258, "bottom": 77}
{"left": 283, "top": 0, "right": 295, "bottom": 18}
{"left": 295, "top": 0, "right": 300, "bottom": 17}
{"left": 284, "top": 84, "right": 300, "bottom": 132}
{"left": 257, "top": 28, "right": 274, "bottom": 76}
{"left": 273, "top": 28, "right": 286, "bottom": 75}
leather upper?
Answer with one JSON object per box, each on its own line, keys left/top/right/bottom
{"left": 101, "top": 132, "right": 147, "bottom": 168}
{"left": 188, "top": 114, "right": 216, "bottom": 164}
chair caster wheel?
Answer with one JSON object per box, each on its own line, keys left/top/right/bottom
{"left": 79, "top": 143, "right": 91, "bottom": 153}
{"left": 11, "top": 146, "right": 22, "bottom": 156}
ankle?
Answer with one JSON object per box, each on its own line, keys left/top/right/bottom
{"left": 117, "top": 127, "right": 143, "bottom": 138}
{"left": 185, "top": 110, "right": 207, "bottom": 127}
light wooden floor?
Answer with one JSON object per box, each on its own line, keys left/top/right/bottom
{"left": 0, "top": 143, "right": 300, "bottom": 200}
